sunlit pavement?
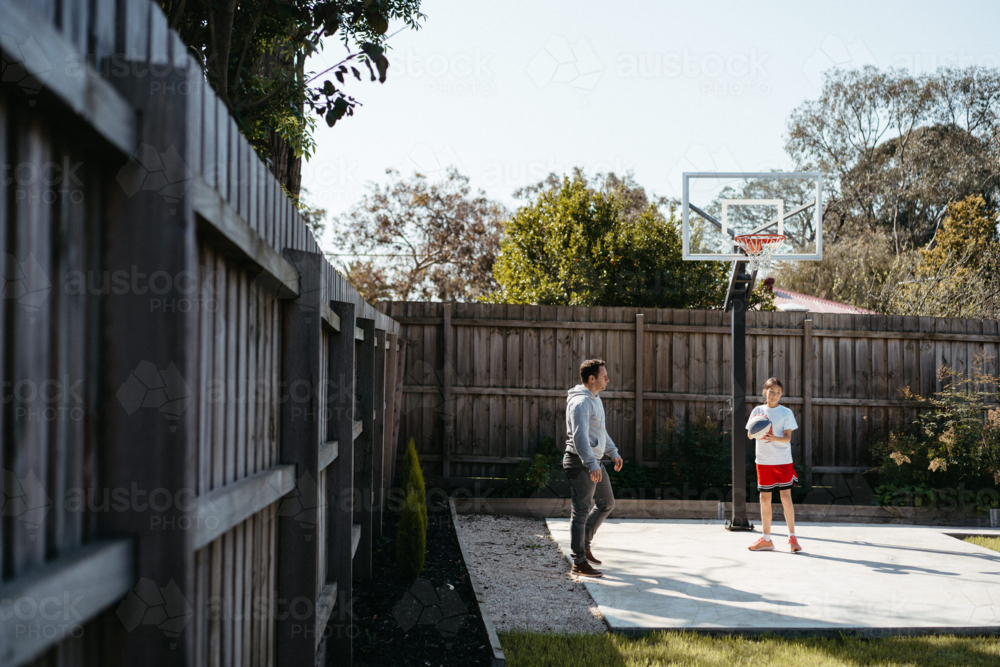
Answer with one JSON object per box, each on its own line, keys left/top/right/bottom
{"left": 546, "top": 519, "right": 1000, "bottom": 636}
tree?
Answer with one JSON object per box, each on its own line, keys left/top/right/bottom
{"left": 490, "top": 171, "right": 729, "bottom": 308}
{"left": 341, "top": 259, "right": 392, "bottom": 303}
{"left": 777, "top": 195, "right": 1000, "bottom": 318}
{"left": 919, "top": 194, "right": 998, "bottom": 275}
{"left": 297, "top": 188, "right": 328, "bottom": 238}
{"left": 334, "top": 169, "right": 507, "bottom": 301}
{"left": 160, "top": 0, "right": 424, "bottom": 196}
{"left": 785, "top": 66, "right": 1000, "bottom": 253}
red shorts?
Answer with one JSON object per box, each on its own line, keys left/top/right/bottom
{"left": 756, "top": 463, "right": 798, "bottom": 491}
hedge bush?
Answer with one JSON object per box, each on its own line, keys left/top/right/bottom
{"left": 395, "top": 488, "right": 426, "bottom": 579}
{"left": 400, "top": 438, "right": 426, "bottom": 516}
{"left": 872, "top": 361, "right": 1000, "bottom": 513}
{"left": 395, "top": 439, "right": 427, "bottom": 577}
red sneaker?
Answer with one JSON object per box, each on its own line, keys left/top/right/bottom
{"left": 748, "top": 537, "right": 774, "bottom": 551}
{"left": 788, "top": 536, "right": 803, "bottom": 553}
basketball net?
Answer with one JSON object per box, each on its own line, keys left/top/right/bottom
{"left": 734, "top": 233, "right": 785, "bottom": 274}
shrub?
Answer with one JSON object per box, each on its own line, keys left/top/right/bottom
{"left": 395, "top": 488, "right": 427, "bottom": 579}
{"left": 606, "top": 463, "right": 660, "bottom": 495}
{"left": 400, "top": 438, "right": 426, "bottom": 504}
{"left": 872, "top": 357, "right": 1000, "bottom": 513}
{"left": 397, "top": 438, "right": 427, "bottom": 533}
{"left": 505, "top": 437, "right": 562, "bottom": 498}
{"left": 654, "top": 414, "right": 731, "bottom": 493}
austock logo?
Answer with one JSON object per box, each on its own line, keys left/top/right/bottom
{"left": 0, "top": 34, "right": 52, "bottom": 104}
{"left": 392, "top": 578, "right": 469, "bottom": 638}
{"left": 801, "top": 35, "right": 876, "bottom": 90}
{"left": 272, "top": 470, "right": 323, "bottom": 535}
{"left": 1, "top": 253, "right": 52, "bottom": 323}
{"left": 527, "top": 35, "right": 603, "bottom": 93}
{"left": 249, "top": 271, "right": 286, "bottom": 309}
{"left": 116, "top": 578, "right": 193, "bottom": 648}
{"left": 1, "top": 469, "right": 52, "bottom": 540}
{"left": 399, "top": 143, "right": 464, "bottom": 182}
{"left": 116, "top": 360, "right": 195, "bottom": 430}
{"left": 116, "top": 143, "right": 194, "bottom": 215}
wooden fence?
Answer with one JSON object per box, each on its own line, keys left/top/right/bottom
{"left": 0, "top": 1, "right": 405, "bottom": 665}
{"left": 379, "top": 302, "right": 1000, "bottom": 480}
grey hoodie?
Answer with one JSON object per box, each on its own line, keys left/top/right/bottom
{"left": 564, "top": 384, "right": 620, "bottom": 472}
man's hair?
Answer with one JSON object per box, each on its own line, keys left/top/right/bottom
{"left": 762, "top": 377, "right": 783, "bottom": 391}
{"left": 580, "top": 358, "right": 606, "bottom": 384}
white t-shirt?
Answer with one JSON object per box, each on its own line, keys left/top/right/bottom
{"left": 745, "top": 404, "right": 798, "bottom": 465}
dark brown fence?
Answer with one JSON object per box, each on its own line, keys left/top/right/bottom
{"left": 0, "top": 1, "right": 404, "bottom": 665}
{"left": 379, "top": 302, "right": 999, "bottom": 480}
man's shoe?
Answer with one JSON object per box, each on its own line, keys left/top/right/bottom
{"left": 788, "top": 536, "right": 803, "bottom": 553}
{"left": 585, "top": 549, "right": 602, "bottom": 565}
{"left": 748, "top": 537, "right": 775, "bottom": 551}
{"left": 571, "top": 562, "right": 604, "bottom": 578}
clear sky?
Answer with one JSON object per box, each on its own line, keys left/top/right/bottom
{"left": 300, "top": 0, "right": 1000, "bottom": 256}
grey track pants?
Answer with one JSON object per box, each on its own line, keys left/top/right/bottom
{"left": 563, "top": 452, "right": 615, "bottom": 565}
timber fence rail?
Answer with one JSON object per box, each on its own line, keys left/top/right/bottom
{"left": 0, "top": 1, "right": 404, "bottom": 665}
{"left": 378, "top": 302, "right": 999, "bottom": 482}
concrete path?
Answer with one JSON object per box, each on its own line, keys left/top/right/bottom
{"left": 547, "top": 519, "right": 1000, "bottom": 635}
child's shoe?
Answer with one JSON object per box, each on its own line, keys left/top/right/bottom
{"left": 748, "top": 537, "right": 774, "bottom": 551}
{"left": 788, "top": 536, "right": 803, "bottom": 553}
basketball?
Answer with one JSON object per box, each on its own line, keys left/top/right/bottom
{"left": 748, "top": 415, "right": 773, "bottom": 439}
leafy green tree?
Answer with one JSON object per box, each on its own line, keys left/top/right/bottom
{"left": 918, "top": 194, "right": 999, "bottom": 276}
{"left": 161, "top": 0, "right": 424, "bottom": 196}
{"left": 490, "top": 171, "right": 728, "bottom": 309}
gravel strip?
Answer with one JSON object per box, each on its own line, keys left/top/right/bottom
{"left": 456, "top": 514, "right": 607, "bottom": 634}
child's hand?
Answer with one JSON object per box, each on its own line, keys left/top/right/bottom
{"left": 762, "top": 433, "right": 772, "bottom": 442}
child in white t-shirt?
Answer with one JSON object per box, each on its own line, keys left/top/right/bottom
{"left": 745, "top": 377, "right": 802, "bottom": 553}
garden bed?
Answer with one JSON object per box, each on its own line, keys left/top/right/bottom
{"left": 350, "top": 498, "right": 494, "bottom": 667}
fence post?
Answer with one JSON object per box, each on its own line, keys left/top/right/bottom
{"left": 354, "top": 318, "right": 377, "bottom": 584}
{"left": 327, "top": 300, "right": 356, "bottom": 666}
{"left": 442, "top": 303, "right": 453, "bottom": 480}
{"left": 276, "top": 250, "right": 324, "bottom": 666}
{"left": 373, "top": 328, "right": 387, "bottom": 537}
{"left": 389, "top": 339, "right": 409, "bottom": 483}
{"left": 101, "top": 58, "right": 197, "bottom": 666}
{"left": 635, "top": 313, "right": 644, "bottom": 465}
{"left": 381, "top": 332, "right": 398, "bottom": 513}
{"left": 803, "top": 319, "right": 813, "bottom": 490}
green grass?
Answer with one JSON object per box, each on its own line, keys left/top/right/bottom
{"left": 499, "top": 630, "right": 1000, "bottom": 667}
{"left": 965, "top": 535, "right": 1000, "bottom": 553}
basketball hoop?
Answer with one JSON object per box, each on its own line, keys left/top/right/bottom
{"left": 734, "top": 233, "right": 785, "bottom": 274}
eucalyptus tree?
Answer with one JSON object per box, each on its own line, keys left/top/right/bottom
{"left": 785, "top": 66, "right": 1000, "bottom": 254}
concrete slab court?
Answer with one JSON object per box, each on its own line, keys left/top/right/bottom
{"left": 546, "top": 519, "right": 1000, "bottom": 637}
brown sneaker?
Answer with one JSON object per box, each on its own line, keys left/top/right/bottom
{"left": 571, "top": 562, "right": 604, "bottom": 578}
{"left": 585, "top": 549, "right": 602, "bottom": 565}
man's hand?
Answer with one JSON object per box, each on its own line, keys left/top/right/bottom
{"left": 613, "top": 456, "right": 624, "bottom": 472}
{"left": 590, "top": 469, "right": 602, "bottom": 483}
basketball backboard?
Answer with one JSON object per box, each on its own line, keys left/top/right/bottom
{"left": 681, "top": 172, "right": 823, "bottom": 262}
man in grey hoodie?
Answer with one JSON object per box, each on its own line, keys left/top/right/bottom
{"left": 563, "top": 358, "right": 624, "bottom": 577}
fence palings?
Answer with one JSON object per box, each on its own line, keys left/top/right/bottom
{"left": 0, "top": 1, "right": 400, "bottom": 665}
{"left": 379, "top": 302, "right": 1000, "bottom": 479}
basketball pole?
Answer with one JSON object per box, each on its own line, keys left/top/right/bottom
{"left": 725, "top": 260, "right": 754, "bottom": 531}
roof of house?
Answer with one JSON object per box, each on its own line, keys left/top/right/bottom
{"left": 770, "top": 287, "right": 875, "bottom": 314}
